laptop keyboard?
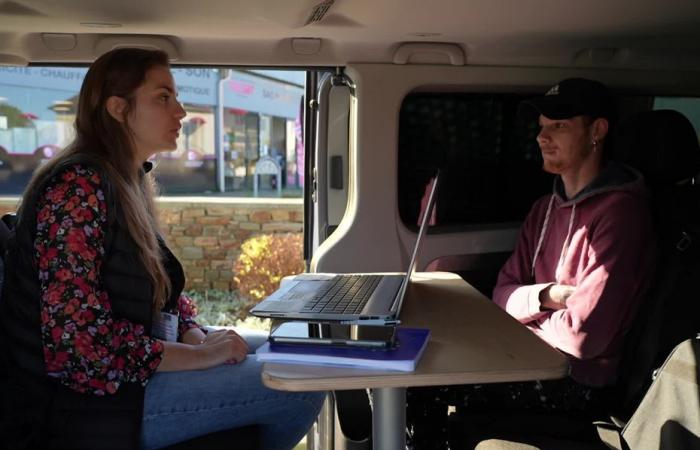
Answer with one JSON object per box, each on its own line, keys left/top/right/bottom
{"left": 300, "top": 275, "right": 382, "bottom": 314}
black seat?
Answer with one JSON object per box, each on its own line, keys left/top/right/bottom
{"left": 613, "top": 109, "right": 700, "bottom": 188}
{"left": 610, "top": 109, "right": 700, "bottom": 420}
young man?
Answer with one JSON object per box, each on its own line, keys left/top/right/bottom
{"left": 407, "top": 79, "right": 654, "bottom": 449}
{"left": 494, "top": 78, "right": 653, "bottom": 389}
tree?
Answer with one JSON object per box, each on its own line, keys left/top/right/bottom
{"left": 0, "top": 103, "right": 31, "bottom": 128}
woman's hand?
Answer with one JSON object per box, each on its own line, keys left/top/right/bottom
{"left": 199, "top": 329, "right": 249, "bottom": 366}
{"left": 539, "top": 284, "right": 576, "bottom": 311}
{"left": 157, "top": 329, "right": 249, "bottom": 372}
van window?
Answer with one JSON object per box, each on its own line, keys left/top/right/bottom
{"left": 398, "top": 92, "right": 550, "bottom": 229}
{"left": 0, "top": 66, "right": 306, "bottom": 196}
{"left": 398, "top": 93, "right": 700, "bottom": 229}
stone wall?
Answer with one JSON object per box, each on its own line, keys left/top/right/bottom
{"left": 0, "top": 196, "right": 303, "bottom": 291}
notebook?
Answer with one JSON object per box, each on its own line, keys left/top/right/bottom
{"left": 256, "top": 327, "right": 431, "bottom": 372}
{"left": 250, "top": 171, "right": 440, "bottom": 324}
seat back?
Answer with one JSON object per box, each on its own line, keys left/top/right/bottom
{"left": 612, "top": 109, "right": 700, "bottom": 420}
{"left": 621, "top": 338, "right": 700, "bottom": 450}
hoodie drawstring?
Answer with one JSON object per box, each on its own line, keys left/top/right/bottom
{"left": 531, "top": 195, "right": 577, "bottom": 283}
{"left": 555, "top": 203, "right": 576, "bottom": 282}
{"left": 531, "top": 195, "right": 555, "bottom": 280}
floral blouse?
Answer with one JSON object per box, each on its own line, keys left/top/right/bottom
{"left": 35, "top": 164, "right": 201, "bottom": 396}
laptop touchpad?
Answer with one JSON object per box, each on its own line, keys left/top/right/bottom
{"left": 280, "top": 281, "right": 323, "bottom": 302}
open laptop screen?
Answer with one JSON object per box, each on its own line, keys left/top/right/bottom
{"left": 389, "top": 170, "right": 440, "bottom": 314}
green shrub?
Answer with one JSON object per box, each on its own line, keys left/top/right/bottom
{"left": 233, "top": 233, "right": 304, "bottom": 305}
{"left": 185, "top": 289, "right": 249, "bottom": 325}
{"left": 184, "top": 289, "right": 270, "bottom": 329}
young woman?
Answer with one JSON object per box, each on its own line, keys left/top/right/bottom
{"left": 0, "top": 48, "right": 324, "bottom": 450}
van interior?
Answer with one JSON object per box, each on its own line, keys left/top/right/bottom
{"left": 2, "top": 0, "right": 700, "bottom": 449}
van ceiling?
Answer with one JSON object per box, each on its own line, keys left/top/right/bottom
{"left": 1, "top": 0, "right": 700, "bottom": 69}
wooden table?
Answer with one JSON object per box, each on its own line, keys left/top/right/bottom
{"left": 262, "top": 272, "right": 569, "bottom": 450}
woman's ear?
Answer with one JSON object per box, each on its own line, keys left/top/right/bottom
{"left": 105, "top": 96, "right": 128, "bottom": 123}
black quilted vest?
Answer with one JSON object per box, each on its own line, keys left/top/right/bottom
{"left": 0, "top": 157, "right": 183, "bottom": 450}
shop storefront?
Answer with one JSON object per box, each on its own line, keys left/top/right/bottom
{"left": 0, "top": 66, "right": 304, "bottom": 195}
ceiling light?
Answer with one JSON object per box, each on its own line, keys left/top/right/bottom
{"left": 409, "top": 32, "right": 442, "bottom": 38}
{"left": 80, "top": 22, "right": 122, "bottom": 28}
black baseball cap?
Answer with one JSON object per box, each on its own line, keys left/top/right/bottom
{"left": 519, "top": 78, "right": 616, "bottom": 123}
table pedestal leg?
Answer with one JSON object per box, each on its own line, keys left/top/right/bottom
{"left": 372, "top": 387, "right": 406, "bottom": 450}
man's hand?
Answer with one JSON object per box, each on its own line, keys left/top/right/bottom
{"left": 540, "top": 284, "right": 576, "bottom": 310}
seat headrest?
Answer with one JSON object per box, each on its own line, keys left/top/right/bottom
{"left": 613, "top": 109, "right": 700, "bottom": 186}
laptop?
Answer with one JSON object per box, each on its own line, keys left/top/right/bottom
{"left": 250, "top": 171, "right": 440, "bottom": 324}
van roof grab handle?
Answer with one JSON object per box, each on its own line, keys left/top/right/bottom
{"left": 393, "top": 42, "right": 466, "bottom": 66}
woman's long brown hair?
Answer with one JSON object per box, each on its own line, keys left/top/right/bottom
{"left": 21, "top": 48, "right": 172, "bottom": 310}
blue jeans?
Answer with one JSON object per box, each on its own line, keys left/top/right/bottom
{"left": 141, "top": 328, "right": 325, "bottom": 450}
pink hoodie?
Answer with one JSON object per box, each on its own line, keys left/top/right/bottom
{"left": 493, "top": 163, "right": 654, "bottom": 387}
